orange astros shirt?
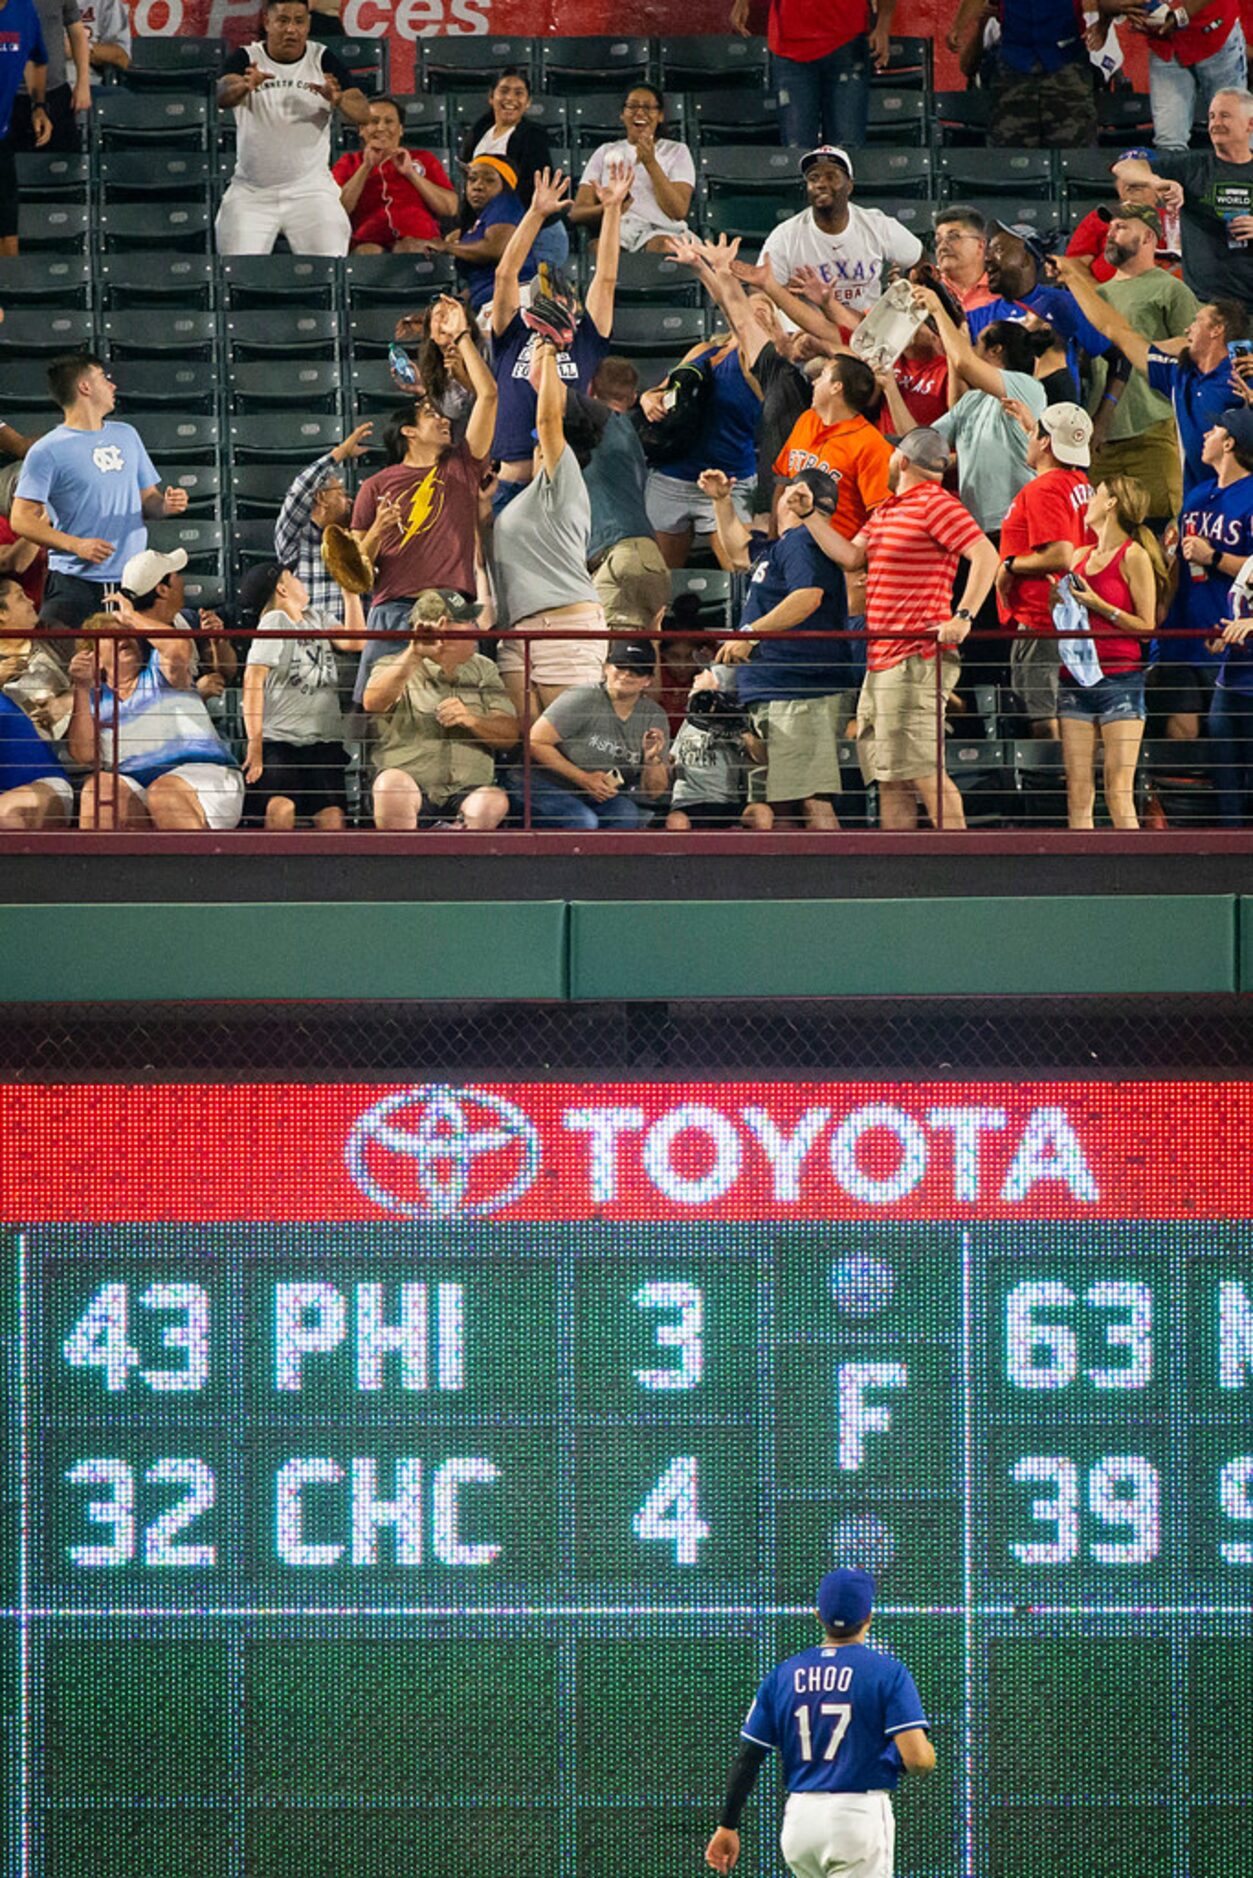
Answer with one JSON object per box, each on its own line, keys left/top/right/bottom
{"left": 773, "top": 411, "right": 893, "bottom": 538}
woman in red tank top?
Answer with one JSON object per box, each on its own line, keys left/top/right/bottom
{"left": 1059, "top": 474, "right": 1167, "bottom": 830}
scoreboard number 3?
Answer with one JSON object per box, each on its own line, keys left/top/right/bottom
{"left": 63, "top": 1283, "right": 210, "bottom": 1393}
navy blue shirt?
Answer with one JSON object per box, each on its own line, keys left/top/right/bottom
{"left": 491, "top": 310, "right": 610, "bottom": 463}
{"left": 457, "top": 191, "right": 532, "bottom": 312}
{"left": 665, "top": 345, "right": 761, "bottom": 485}
{"left": 0, "top": 693, "right": 63, "bottom": 794}
{"left": 742, "top": 1641, "right": 929, "bottom": 1795}
{"left": 0, "top": 0, "right": 47, "bottom": 141}
{"left": 1146, "top": 348, "right": 1235, "bottom": 494}
{"left": 968, "top": 284, "right": 1111, "bottom": 391}
{"left": 998, "top": 0, "right": 1086, "bottom": 74}
{"left": 1159, "top": 472, "right": 1253, "bottom": 667}
{"left": 736, "top": 525, "right": 852, "bottom": 702}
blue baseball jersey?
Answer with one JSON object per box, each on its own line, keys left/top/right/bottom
{"left": 15, "top": 420, "right": 158, "bottom": 584}
{"left": 1145, "top": 348, "right": 1234, "bottom": 495}
{"left": 0, "top": 0, "right": 47, "bottom": 141}
{"left": 967, "top": 284, "right": 1111, "bottom": 392}
{"left": 741, "top": 1641, "right": 928, "bottom": 1795}
{"left": 1158, "top": 472, "right": 1253, "bottom": 667}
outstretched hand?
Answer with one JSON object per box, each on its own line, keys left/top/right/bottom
{"left": 530, "top": 166, "right": 572, "bottom": 219}
{"left": 595, "top": 157, "right": 634, "bottom": 210}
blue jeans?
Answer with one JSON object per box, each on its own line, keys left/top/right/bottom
{"left": 1207, "top": 681, "right": 1253, "bottom": 826}
{"left": 1148, "top": 25, "right": 1248, "bottom": 150}
{"left": 773, "top": 38, "right": 870, "bottom": 150}
{"left": 522, "top": 770, "right": 649, "bottom": 830}
{"left": 352, "top": 598, "right": 418, "bottom": 705}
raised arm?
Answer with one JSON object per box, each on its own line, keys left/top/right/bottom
{"left": 428, "top": 295, "right": 498, "bottom": 461}
{"left": 585, "top": 159, "right": 632, "bottom": 338}
{"left": 492, "top": 167, "right": 570, "bottom": 338}
{"left": 913, "top": 286, "right": 1003, "bottom": 398}
{"left": 532, "top": 338, "right": 565, "bottom": 480}
{"left": 731, "top": 254, "right": 853, "bottom": 349}
{"left": 697, "top": 469, "right": 751, "bottom": 571}
{"left": 785, "top": 483, "right": 867, "bottom": 569}
{"left": 1046, "top": 253, "right": 1156, "bottom": 373}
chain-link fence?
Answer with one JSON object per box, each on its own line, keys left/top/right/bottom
{"left": 3, "top": 995, "right": 1252, "bottom": 1079}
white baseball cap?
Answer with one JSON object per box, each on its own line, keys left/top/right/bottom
{"left": 801, "top": 145, "right": 854, "bottom": 181}
{"left": 120, "top": 547, "right": 188, "bottom": 595}
{"left": 1039, "top": 402, "right": 1094, "bottom": 468}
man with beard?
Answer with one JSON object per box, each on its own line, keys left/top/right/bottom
{"left": 1050, "top": 251, "right": 1248, "bottom": 495}
{"left": 1083, "top": 204, "right": 1198, "bottom": 522}
{"left": 967, "top": 224, "right": 1113, "bottom": 390}
{"left": 761, "top": 147, "right": 922, "bottom": 325}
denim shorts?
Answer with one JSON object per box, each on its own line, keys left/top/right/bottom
{"left": 1057, "top": 669, "right": 1146, "bottom": 726}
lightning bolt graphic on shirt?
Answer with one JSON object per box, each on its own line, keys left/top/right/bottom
{"left": 398, "top": 467, "right": 440, "bottom": 547}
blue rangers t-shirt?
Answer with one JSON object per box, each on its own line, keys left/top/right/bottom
{"left": 967, "top": 284, "right": 1110, "bottom": 391}
{"left": 1145, "top": 348, "right": 1235, "bottom": 494}
{"left": 1158, "top": 472, "right": 1253, "bottom": 667}
{"left": 742, "top": 1641, "right": 929, "bottom": 1794}
{"left": 736, "top": 526, "right": 854, "bottom": 703}
{"left": 15, "top": 420, "right": 158, "bottom": 585}
{"left": 491, "top": 310, "right": 610, "bottom": 462}
{"left": 0, "top": 0, "right": 47, "bottom": 141}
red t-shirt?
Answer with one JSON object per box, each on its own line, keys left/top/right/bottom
{"left": 1066, "top": 207, "right": 1169, "bottom": 284}
{"left": 864, "top": 480, "right": 985, "bottom": 671}
{"left": 1144, "top": 0, "right": 1238, "bottom": 64}
{"left": 351, "top": 444, "right": 486, "bottom": 605}
{"left": 998, "top": 467, "right": 1096, "bottom": 634}
{"left": 0, "top": 517, "right": 46, "bottom": 608}
{"left": 331, "top": 147, "right": 452, "bottom": 244}
{"left": 768, "top": 0, "right": 870, "bottom": 61}
{"left": 877, "top": 353, "right": 949, "bottom": 436}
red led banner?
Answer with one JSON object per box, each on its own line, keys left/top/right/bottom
{"left": 0, "top": 1081, "right": 1243, "bottom": 1222}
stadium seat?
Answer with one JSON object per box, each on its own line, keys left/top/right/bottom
{"left": 0, "top": 254, "right": 91, "bottom": 306}
{"left": 659, "top": 35, "right": 768, "bottom": 90}
{"left": 123, "top": 36, "right": 228, "bottom": 91}
{"left": 98, "top": 150, "right": 215, "bottom": 201}
{"left": 232, "top": 463, "right": 300, "bottom": 518}
{"left": 0, "top": 363, "right": 61, "bottom": 411}
{"left": 939, "top": 148, "right": 1056, "bottom": 199}
{"left": 948, "top": 738, "right": 1008, "bottom": 825}
{"left": 230, "top": 361, "right": 343, "bottom": 413}
{"left": 13, "top": 151, "right": 89, "bottom": 201}
{"left": 871, "top": 197, "right": 940, "bottom": 240}
{"left": 20, "top": 205, "right": 90, "bottom": 252}
{"left": 668, "top": 567, "right": 733, "bottom": 628}
{"left": 854, "top": 148, "right": 934, "bottom": 200}
{"left": 336, "top": 38, "right": 389, "bottom": 95}
{"left": 220, "top": 256, "right": 340, "bottom": 307}
{"left": 138, "top": 413, "right": 221, "bottom": 464}
{"left": 566, "top": 90, "right": 687, "bottom": 162}
{"left": 1097, "top": 91, "right": 1155, "bottom": 145}
{"left": 701, "top": 145, "right": 805, "bottom": 198}
{"left": 102, "top": 310, "right": 219, "bottom": 359}
{"left": 230, "top": 414, "right": 347, "bottom": 461}
{"left": 969, "top": 198, "right": 1064, "bottom": 237}
{"left": 113, "top": 361, "right": 218, "bottom": 410}
{"left": 346, "top": 306, "right": 406, "bottom": 357}
{"left": 97, "top": 203, "right": 213, "bottom": 252}
{"left": 0, "top": 308, "right": 92, "bottom": 356}
{"left": 420, "top": 35, "right": 533, "bottom": 91}
{"left": 232, "top": 518, "right": 281, "bottom": 571}
{"left": 179, "top": 573, "right": 228, "bottom": 613}
{"left": 349, "top": 363, "right": 409, "bottom": 414}
{"left": 690, "top": 89, "right": 780, "bottom": 147}
{"left": 1057, "top": 147, "right": 1119, "bottom": 208}
{"left": 389, "top": 93, "right": 451, "bottom": 148}
{"left": 539, "top": 35, "right": 651, "bottom": 94}
{"left": 613, "top": 250, "right": 703, "bottom": 306}
{"left": 225, "top": 310, "right": 340, "bottom": 360}
{"left": 874, "top": 35, "right": 934, "bottom": 89}
{"left": 95, "top": 90, "right": 211, "bottom": 148}
{"left": 610, "top": 306, "right": 706, "bottom": 356}
{"left": 865, "top": 89, "right": 927, "bottom": 145}
{"left": 98, "top": 254, "right": 215, "bottom": 308}
{"left": 345, "top": 251, "right": 454, "bottom": 306}
{"left": 1010, "top": 738, "right": 1067, "bottom": 824}
{"left": 704, "top": 194, "right": 794, "bottom": 241}
{"left": 146, "top": 517, "right": 224, "bottom": 572}
{"left": 159, "top": 463, "right": 223, "bottom": 516}
{"left": 932, "top": 89, "right": 991, "bottom": 146}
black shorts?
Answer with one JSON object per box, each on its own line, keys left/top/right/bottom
{"left": 1145, "top": 662, "right": 1216, "bottom": 733}
{"left": 0, "top": 142, "right": 17, "bottom": 241}
{"left": 250, "top": 739, "right": 348, "bottom": 820}
{"left": 670, "top": 797, "right": 745, "bottom": 827}
{"left": 417, "top": 784, "right": 492, "bottom": 827}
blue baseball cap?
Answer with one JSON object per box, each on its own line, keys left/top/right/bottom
{"left": 1112, "top": 146, "right": 1154, "bottom": 168}
{"left": 1218, "top": 406, "right": 1253, "bottom": 454}
{"left": 818, "top": 1567, "right": 875, "bottom": 1631}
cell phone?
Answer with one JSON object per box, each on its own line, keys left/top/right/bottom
{"left": 1229, "top": 340, "right": 1253, "bottom": 361}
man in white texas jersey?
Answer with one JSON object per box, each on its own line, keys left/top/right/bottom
{"left": 216, "top": 0, "right": 369, "bottom": 256}
{"left": 706, "top": 1568, "right": 934, "bottom": 1878}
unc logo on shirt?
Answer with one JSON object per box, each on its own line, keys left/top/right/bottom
{"left": 92, "top": 444, "right": 126, "bottom": 474}
{"left": 512, "top": 335, "right": 578, "bottom": 382}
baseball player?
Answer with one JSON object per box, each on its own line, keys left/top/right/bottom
{"left": 706, "top": 1568, "right": 934, "bottom": 1878}
{"left": 215, "top": 0, "right": 369, "bottom": 257}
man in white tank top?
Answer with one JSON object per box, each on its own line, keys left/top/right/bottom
{"left": 216, "top": 0, "right": 369, "bottom": 256}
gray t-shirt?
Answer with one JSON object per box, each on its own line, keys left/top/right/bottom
{"left": 670, "top": 716, "right": 748, "bottom": 808}
{"left": 246, "top": 607, "right": 345, "bottom": 746}
{"left": 26, "top": 0, "right": 81, "bottom": 95}
{"left": 540, "top": 681, "right": 669, "bottom": 792}
{"left": 493, "top": 443, "right": 599, "bottom": 625}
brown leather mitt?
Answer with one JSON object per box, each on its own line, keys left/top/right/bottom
{"left": 320, "top": 524, "right": 374, "bottom": 595}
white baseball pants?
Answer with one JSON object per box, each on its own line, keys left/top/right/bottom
{"left": 216, "top": 176, "right": 351, "bottom": 256}
{"left": 779, "top": 1791, "right": 896, "bottom": 1878}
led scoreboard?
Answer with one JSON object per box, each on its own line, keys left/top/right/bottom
{"left": 2, "top": 1079, "right": 1251, "bottom": 1878}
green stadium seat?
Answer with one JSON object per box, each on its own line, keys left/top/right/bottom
{"left": 420, "top": 36, "right": 533, "bottom": 92}
{"left": 232, "top": 463, "right": 299, "bottom": 519}
{"left": 179, "top": 573, "right": 228, "bottom": 613}
{"left": 147, "top": 518, "right": 224, "bottom": 573}
{"left": 337, "top": 38, "right": 389, "bottom": 95}
{"left": 225, "top": 311, "right": 339, "bottom": 360}
{"left": 232, "top": 518, "right": 281, "bottom": 571}
{"left": 539, "top": 35, "right": 651, "bottom": 94}
{"left": 969, "top": 198, "right": 1065, "bottom": 238}
{"left": 1097, "top": 91, "right": 1155, "bottom": 145}
{"left": 95, "top": 90, "right": 211, "bottom": 147}
{"left": 610, "top": 306, "right": 706, "bottom": 357}
{"left": 668, "top": 567, "right": 732, "bottom": 628}
{"left": 940, "top": 148, "right": 1056, "bottom": 198}
{"left": 704, "top": 193, "right": 795, "bottom": 241}
{"left": 701, "top": 144, "right": 805, "bottom": 198}
{"left": 230, "top": 414, "right": 347, "bottom": 462}
{"left": 123, "top": 36, "right": 227, "bottom": 91}
{"left": 160, "top": 463, "right": 223, "bottom": 516}
{"left": 230, "top": 361, "right": 343, "bottom": 414}
{"left": 99, "top": 254, "right": 215, "bottom": 308}
{"left": 1057, "top": 148, "right": 1119, "bottom": 207}
{"left": 99, "top": 149, "right": 215, "bottom": 200}
{"left": 659, "top": 35, "right": 768, "bottom": 90}
{"left": 389, "top": 93, "right": 450, "bottom": 148}
{"left": 690, "top": 88, "right": 780, "bottom": 147}
{"left": 349, "top": 364, "right": 409, "bottom": 414}
{"left": 13, "top": 151, "right": 89, "bottom": 200}
{"left": 20, "top": 205, "right": 90, "bottom": 252}
{"left": 613, "top": 250, "right": 703, "bottom": 306}
{"left": 113, "top": 361, "right": 218, "bottom": 410}
{"left": 102, "top": 310, "right": 219, "bottom": 359}
{"left": 345, "top": 251, "right": 454, "bottom": 306}
{"left": 872, "top": 197, "right": 941, "bottom": 240}
{"left": 932, "top": 89, "right": 990, "bottom": 147}
{"left": 221, "top": 256, "right": 340, "bottom": 307}
{"left": 138, "top": 414, "right": 221, "bottom": 464}
{"left": 865, "top": 89, "right": 927, "bottom": 145}
{"left": 97, "top": 203, "right": 213, "bottom": 251}
{"left": 855, "top": 148, "right": 934, "bottom": 200}
{"left": 347, "top": 306, "right": 407, "bottom": 357}
{"left": 0, "top": 363, "right": 62, "bottom": 411}
{"left": 873, "top": 35, "right": 934, "bottom": 89}
{"left": 0, "top": 308, "right": 92, "bottom": 356}
{"left": 0, "top": 253, "right": 90, "bottom": 305}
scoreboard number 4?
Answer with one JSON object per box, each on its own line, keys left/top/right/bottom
{"left": 63, "top": 1283, "right": 209, "bottom": 1393}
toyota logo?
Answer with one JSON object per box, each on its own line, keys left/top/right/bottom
{"left": 344, "top": 1085, "right": 542, "bottom": 1218}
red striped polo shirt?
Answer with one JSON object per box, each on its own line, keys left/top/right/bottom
{"left": 863, "top": 480, "right": 985, "bottom": 672}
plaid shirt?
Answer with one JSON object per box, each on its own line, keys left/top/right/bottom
{"left": 274, "top": 451, "right": 345, "bottom": 623}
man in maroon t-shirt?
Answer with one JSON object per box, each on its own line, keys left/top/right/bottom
{"left": 729, "top": 0, "right": 897, "bottom": 147}
{"left": 997, "top": 402, "right": 1097, "bottom": 739}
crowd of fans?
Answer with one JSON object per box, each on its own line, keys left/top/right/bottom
{"left": 2, "top": 1, "right": 1253, "bottom": 834}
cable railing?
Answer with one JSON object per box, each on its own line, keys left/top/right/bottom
{"left": 3, "top": 618, "right": 1251, "bottom": 839}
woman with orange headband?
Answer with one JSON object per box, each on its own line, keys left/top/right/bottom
{"left": 421, "top": 154, "right": 537, "bottom": 314}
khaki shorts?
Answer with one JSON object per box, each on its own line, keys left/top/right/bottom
{"left": 592, "top": 536, "right": 672, "bottom": 632}
{"left": 857, "top": 653, "right": 958, "bottom": 785}
{"left": 497, "top": 601, "right": 608, "bottom": 685}
{"left": 746, "top": 691, "right": 852, "bottom": 803}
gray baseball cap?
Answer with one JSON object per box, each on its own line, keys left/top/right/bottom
{"left": 895, "top": 427, "right": 950, "bottom": 475}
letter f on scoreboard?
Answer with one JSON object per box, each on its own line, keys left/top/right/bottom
{"left": 837, "top": 1361, "right": 907, "bottom": 1471}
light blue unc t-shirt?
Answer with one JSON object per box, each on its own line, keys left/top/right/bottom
{"left": 15, "top": 420, "right": 158, "bottom": 584}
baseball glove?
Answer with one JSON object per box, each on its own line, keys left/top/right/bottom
{"left": 321, "top": 525, "right": 374, "bottom": 595}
